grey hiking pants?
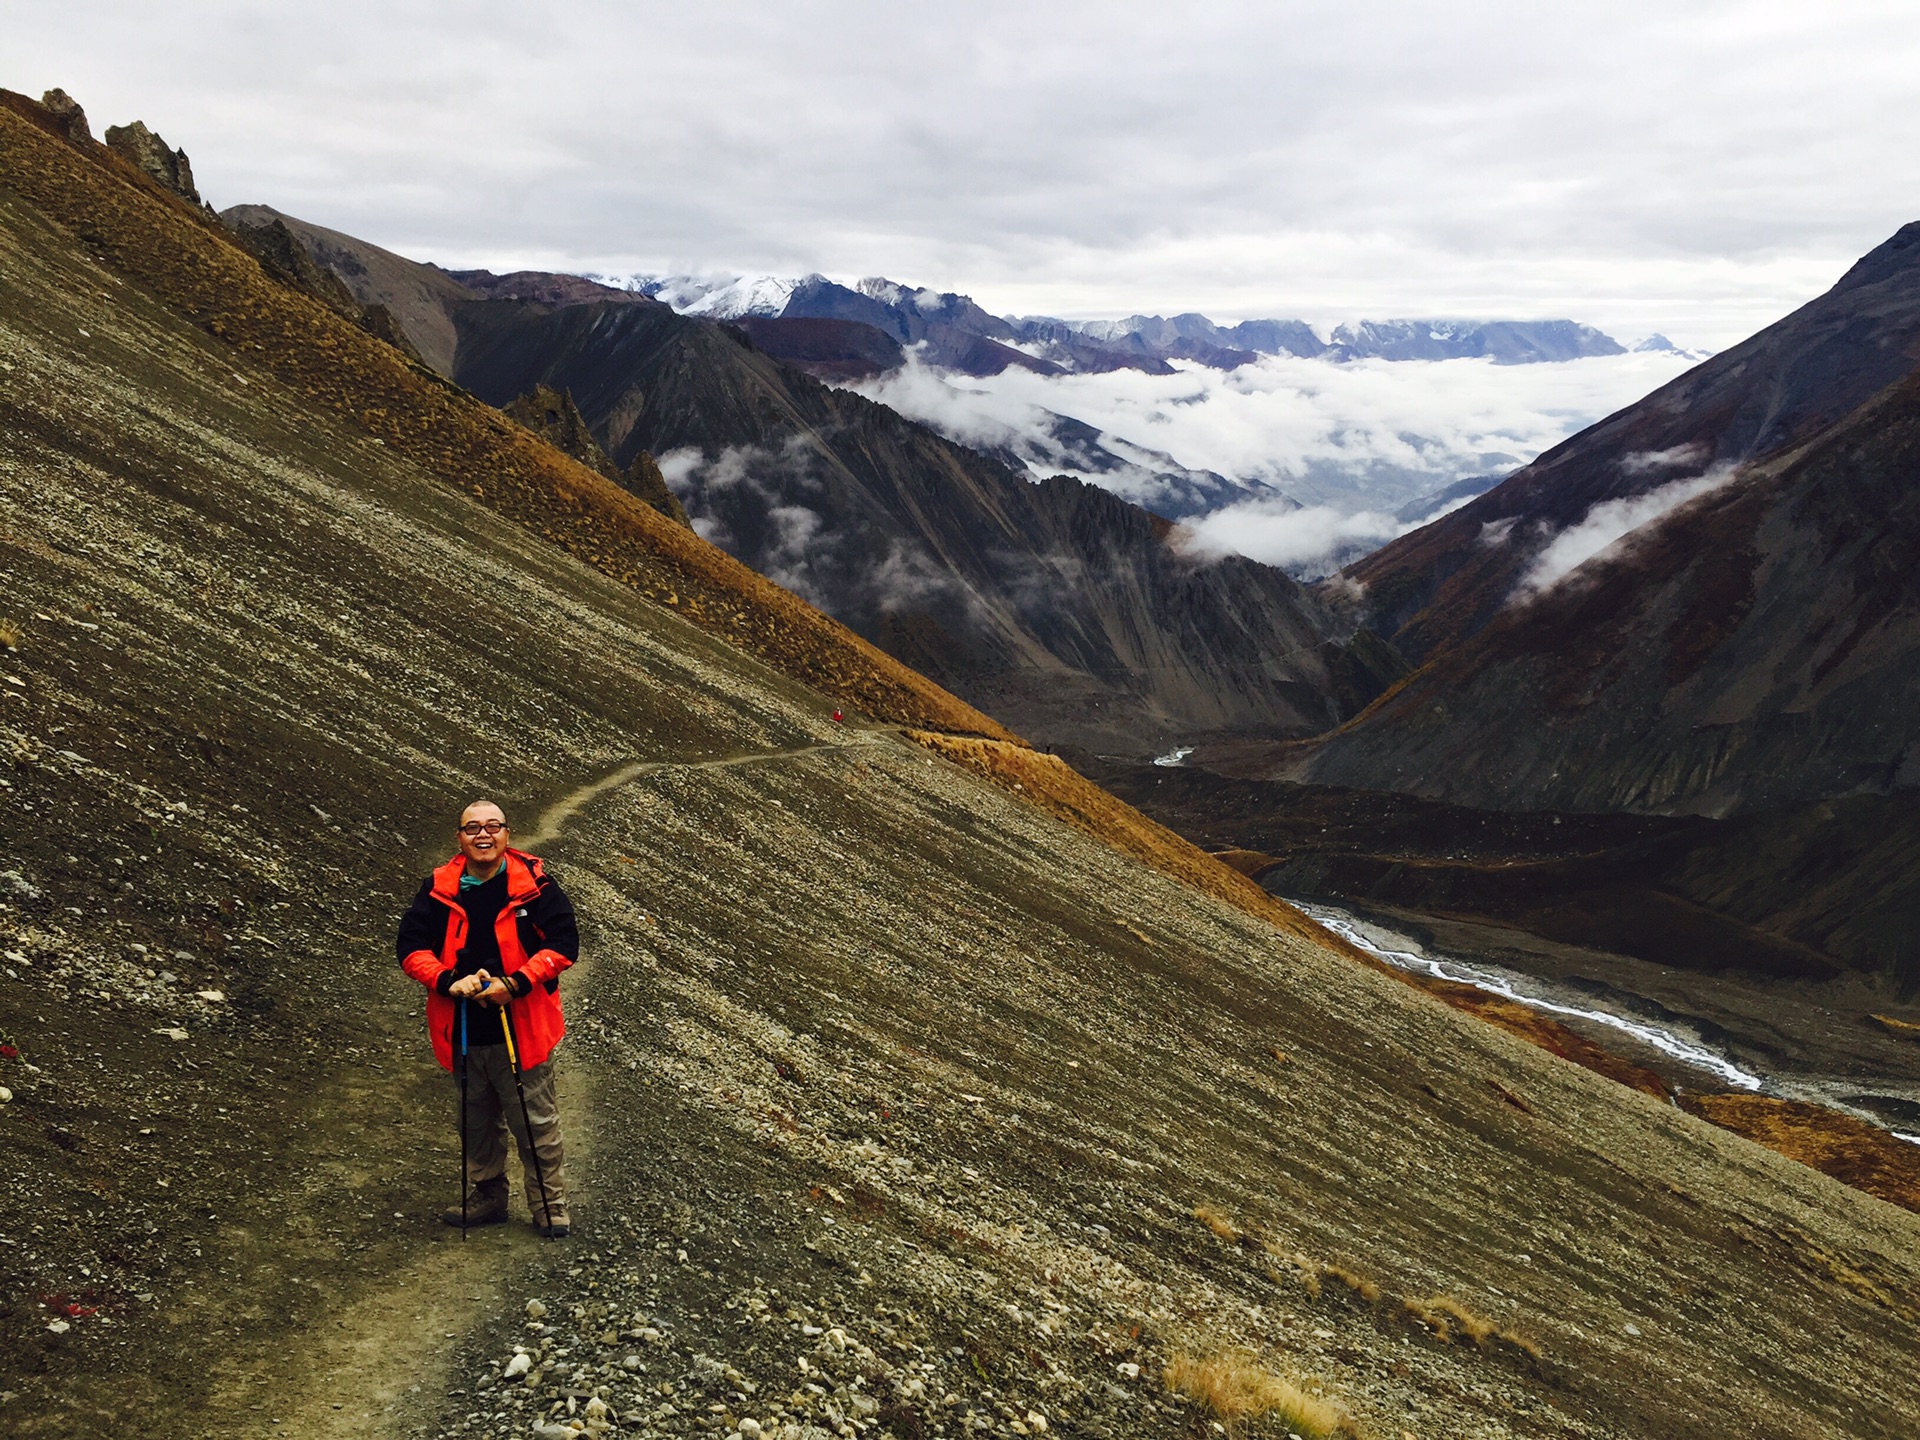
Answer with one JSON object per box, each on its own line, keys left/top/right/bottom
{"left": 454, "top": 1044, "right": 567, "bottom": 1219}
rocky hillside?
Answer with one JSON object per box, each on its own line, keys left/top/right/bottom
{"left": 6, "top": 86, "right": 1920, "bottom": 1440}
{"left": 230, "top": 205, "right": 1392, "bottom": 758}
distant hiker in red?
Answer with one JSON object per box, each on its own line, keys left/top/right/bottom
{"left": 397, "top": 800, "right": 579, "bottom": 1238}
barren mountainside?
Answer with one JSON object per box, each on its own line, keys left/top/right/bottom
{"left": 7, "top": 85, "right": 1920, "bottom": 1440}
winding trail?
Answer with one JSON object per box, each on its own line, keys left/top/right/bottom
{"left": 269, "top": 729, "right": 883, "bottom": 1439}
{"left": 517, "top": 735, "right": 877, "bottom": 849}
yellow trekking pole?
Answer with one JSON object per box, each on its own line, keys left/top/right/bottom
{"left": 498, "top": 996, "right": 557, "bottom": 1237}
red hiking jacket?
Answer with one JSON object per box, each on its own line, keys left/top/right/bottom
{"left": 398, "top": 849, "right": 574, "bottom": 1070}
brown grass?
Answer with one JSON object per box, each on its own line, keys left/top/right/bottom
{"left": 1210, "top": 848, "right": 1281, "bottom": 879}
{"left": 1193, "top": 1205, "right": 1244, "bottom": 1244}
{"left": 1402, "top": 1296, "right": 1540, "bottom": 1359}
{"left": 1321, "top": 1264, "right": 1382, "bottom": 1303}
{"left": 1870, "top": 1014, "right": 1920, "bottom": 1043}
{"left": 1682, "top": 1093, "right": 1920, "bottom": 1215}
{"left": 0, "top": 618, "right": 19, "bottom": 649}
{"left": 1163, "top": 1352, "right": 1352, "bottom": 1437}
{"left": 0, "top": 92, "right": 1017, "bottom": 743}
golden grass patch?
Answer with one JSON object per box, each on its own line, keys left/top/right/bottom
{"left": 1321, "top": 1264, "right": 1382, "bottom": 1303}
{"left": 1682, "top": 1093, "right": 1920, "bottom": 1215}
{"left": 1193, "top": 1205, "right": 1244, "bottom": 1244}
{"left": 1402, "top": 1296, "right": 1539, "bottom": 1358}
{"left": 0, "top": 617, "right": 19, "bottom": 648}
{"left": 1163, "top": 1352, "right": 1352, "bottom": 1436}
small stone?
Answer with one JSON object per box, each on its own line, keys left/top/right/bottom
{"left": 156, "top": 1028, "right": 189, "bottom": 1042}
{"left": 1624, "top": 1322, "right": 1642, "bottom": 1336}
{"left": 825, "top": 1328, "right": 847, "bottom": 1352}
{"left": 1115, "top": 1363, "right": 1140, "bottom": 1380}
{"left": 504, "top": 1353, "right": 532, "bottom": 1378}
{"left": 1025, "top": 1411, "right": 1048, "bottom": 1433}
{"left": 738, "top": 1421, "right": 763, "bottom": 1438}
{"left": 0, "top": 1087, "right": 11, "bottom": 1103}
{"left": 195, "top": 989, "right": 225, "bottom": 1003}
{"left": 46, "top": 1319, "right": 70, "bottom": 1334}
{"left": 621, "top": 1355, "right": 642, "bottom": 1370}
{"left": 526, "top": 1298, "right": 549, "bottom": 1320}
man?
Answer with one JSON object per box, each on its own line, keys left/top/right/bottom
{"left": 397, "top": 799, "right": 578, "bottom": 1237}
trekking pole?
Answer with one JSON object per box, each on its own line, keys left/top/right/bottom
{"left": 498, "top": 999, "right": 556, "bottom": 1236}
{"left": 458, "top": 997, "right": 469, "bottom": 1239}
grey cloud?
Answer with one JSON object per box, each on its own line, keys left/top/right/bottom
{"left": 16, "top": 2, "right": 1920, "bottom": 349}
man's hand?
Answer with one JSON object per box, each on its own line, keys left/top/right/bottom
{"left": 449, "top": 970, "right": 494, "bottom": 1000}
{"left": 477, "top": 975, "right": 513, "bottom": 1007}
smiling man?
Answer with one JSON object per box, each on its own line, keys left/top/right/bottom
{"left": 397, "top": 799, "right": 579, "bottom": 1237}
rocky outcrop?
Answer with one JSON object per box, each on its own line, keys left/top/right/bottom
{"left": 222, "top": 214, "right": 427, "bottom": 365}
{"left": 37, "top": 88, "right": 92, "bottom": 146}
{"left": 502, "top": 384, "right": 690, "bottom": 527}
{"left": 103, "top": 120, "right": 201, "bottom": 205}
{"left": 219, "top": 204, "right": 479, "bottom": 374}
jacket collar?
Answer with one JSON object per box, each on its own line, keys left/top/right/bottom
{"left": 431, "top": 848, "right": 544, "bottom": 905}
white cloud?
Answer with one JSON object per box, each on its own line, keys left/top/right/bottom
{"left": 1517, "top": 464, "right": 1739, "bottom": 596}
{"left": 851, "top": 349, "right": 1697, "bottom": 571}
{"left": 1175, "top": 501, "right": 1415, "bottom": 575}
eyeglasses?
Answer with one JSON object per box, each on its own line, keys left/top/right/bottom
{"left": 458, "top": 820, "right": 509, "bottom": 836}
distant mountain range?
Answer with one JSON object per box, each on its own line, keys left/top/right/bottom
{"left": 223, "top": 204, "right": 1403, "bottom": 756}
{"left": 604, "top": 270, "right": 1688, "bottom": 378}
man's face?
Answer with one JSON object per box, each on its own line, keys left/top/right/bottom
{"left": 457, "top": 802, "right": 510, "bottom": 868}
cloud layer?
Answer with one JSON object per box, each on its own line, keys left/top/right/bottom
{"left": 854, "top": 350, "right": 1696, "bottom": 571}
{"left": 16, "top": 2, "right": 1920, "bottom": 349}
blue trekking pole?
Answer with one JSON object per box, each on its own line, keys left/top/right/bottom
{"left": 458, "top": 997, "right": 469, "bottom": 1239}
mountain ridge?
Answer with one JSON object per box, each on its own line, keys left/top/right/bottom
{"left": 229, "top": 203, "right": 1399, "bottom": 756}
{"left": 618, "top": 268, "right": 1641, "bottom": 376}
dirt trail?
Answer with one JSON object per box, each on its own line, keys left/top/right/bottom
{"left": 515, "top": 734, "right": 878, "bottom": 850}
{"left": 263, "top": 732, "right": 874, "bottom": 1439}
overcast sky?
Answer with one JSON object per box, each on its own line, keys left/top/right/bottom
{"left": 17, "top": 1, "right": 1920, "bottom": 347}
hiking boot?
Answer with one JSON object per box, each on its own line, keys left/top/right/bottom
{"left": 441, "top": 1178, "right": 509, "bottom": 1227}
{"left": 531, "top": 1207, "right": 570, "bottom": 1239}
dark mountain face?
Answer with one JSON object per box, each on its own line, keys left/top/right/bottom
{"left": 446, "top": 295, "right": 1387, "bottom": 752}
{"left": 446, "top": 267, "right": 662, "bottom": 308}
{"left": 775, "top": 275, "right": 1058, "bottom": 377}
{"left": 732, "top": 316, "right": 906, "bottom": 381}
{"left": 1342, "top": 222, "right": 1920, "bottom": 664}
{"left": 1294, "top": 352, "right": 1920, "bottom": 817}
